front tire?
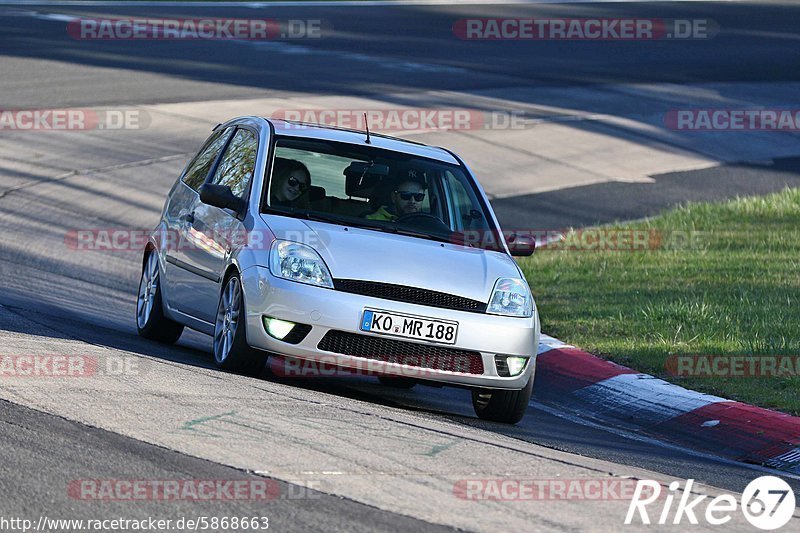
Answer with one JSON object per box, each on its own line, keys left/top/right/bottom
{"left": 471, "top": 375, "right": 533, "bottom": 424}
{"left": 213, "top": 273, "right": 267, "bottom": 376}
{"left": 136, "top": 251, "right": 184, "bottom": 344}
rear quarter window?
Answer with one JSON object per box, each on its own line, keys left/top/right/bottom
{"left": 181, "top": 127, "right": 232, "bottom": 191}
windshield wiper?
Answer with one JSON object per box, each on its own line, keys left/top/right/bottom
{"left": 266, "top": 208, "right": 454, "bottom": 244}
{"left": 367, "top": 223, "right": 453, "bottom": 244}
{"left": 300, "top": 211, "right": 355, "bottom": 226}
{"left": 266, "top": 208, "right": 352, "bottom": 227}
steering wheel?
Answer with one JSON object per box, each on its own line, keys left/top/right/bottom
{"left": 396, "top": 212, "right": 442, "bottom": 224}
{"left": 395, "top": 212, "right": 452, "bottom": 234}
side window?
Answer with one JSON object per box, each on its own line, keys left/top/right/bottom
{"left": 182, "top": 128, "right": 232, "bottom": 192}
{"left": 210, "top": 129, "right": 258, "bottom": 199}
{"left": 447, "top": 174, "right": 472, "bottom": 231}
{"left": 444, "top": 172, "right": 489, "bottom": 232}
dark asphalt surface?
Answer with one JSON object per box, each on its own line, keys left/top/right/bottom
{"left": 1, "top": 1, "right": 799, "bottom": 529}
{"left": 0, "top": 397, "right": 456, "bottom": 533}
{"left": 1, "top": 1, "right": 799, "bottom": 108}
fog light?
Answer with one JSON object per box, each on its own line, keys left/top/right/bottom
{"left": 506, "top": 356, "right": 527, "bottom": 376}
{"left": 263, "top": 317, "right": 295, "bottom": 340}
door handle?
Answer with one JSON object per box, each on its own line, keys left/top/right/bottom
{"left": 183, "top": 212, "right": 195, "bottom": 224}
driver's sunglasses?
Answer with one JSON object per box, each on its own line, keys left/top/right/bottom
{"left": 288, "top": 176, "right": 308, "bottom": 192}
{"left": 396, "top": 191, "right": 425, "bottom": 202}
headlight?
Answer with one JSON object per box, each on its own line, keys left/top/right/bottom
{"left": 269, "top": 240, "right": 333, "bottom": 288}
{"left": 487, "top": 277, "right": 533, "bottom": 317}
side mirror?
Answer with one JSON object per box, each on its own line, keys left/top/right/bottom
{"left": 507, "top": 231, "right": 535, "bottom": 257}
{"left": 200, "top": 183, "right": 246, "bottom": 216}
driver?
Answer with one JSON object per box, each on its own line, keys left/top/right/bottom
{"left": 366, "top": 176, "right": 426, "bottom": 222}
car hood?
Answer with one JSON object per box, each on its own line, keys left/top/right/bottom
{"left": 261, "top": 215, "right": 522, "bottom": 303}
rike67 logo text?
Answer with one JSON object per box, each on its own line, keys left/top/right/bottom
{"left": 626, "top": 476, "right": 796, "bottom": 530}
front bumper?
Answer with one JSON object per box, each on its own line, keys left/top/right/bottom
{"left": 241, "top": 266, "right": 539, "bottom": 390}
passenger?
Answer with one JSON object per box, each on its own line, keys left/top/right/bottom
{"left": 270, "top": 158, "right": 311, "bottom": 208}
{"left": 366, "top": 178, "right": 426, "bottom": 221}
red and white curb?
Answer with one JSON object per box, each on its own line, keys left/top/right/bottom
{"left": 535, "top": 334, "right": 800, "bottom": 475}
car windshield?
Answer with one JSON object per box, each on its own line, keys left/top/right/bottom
{"left": 263, "top": 136, "right": 502, "bottom": 251}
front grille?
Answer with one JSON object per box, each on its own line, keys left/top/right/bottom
{"left": 317, "top": 330, "right": 484, "bottom": 375}
{"left": 333, "top": 279, "right": 486, "bottom": 313}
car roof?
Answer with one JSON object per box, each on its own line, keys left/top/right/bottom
{"left": 264, "top": 118, "right": 461, "bottom": 165}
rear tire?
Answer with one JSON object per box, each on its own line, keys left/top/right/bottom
{"left": 136, "top": 251, "right": 184, "bottom": 344}
{"left": 213, "top": 272, "right": 267, "bottom": 376}
{"left": 471, "top": 375, "right": 533, "bottom": 424}
{"left": 377, "top": 376, "right": 417, "bottom": 389}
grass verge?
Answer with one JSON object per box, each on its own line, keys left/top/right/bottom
{"left": 517, "top": 188, "right": 800, "bottom": 415}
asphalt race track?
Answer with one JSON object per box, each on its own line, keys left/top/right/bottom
{"left": 1, "top": 1, "right": 799, "bottom": 531}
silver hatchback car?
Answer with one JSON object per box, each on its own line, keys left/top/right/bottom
{"left": 137, "top": 116, "right": 539, "bottom": 423}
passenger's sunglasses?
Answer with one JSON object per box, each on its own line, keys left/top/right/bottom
{"left": 396, "top": 191, "right": 425, "bottom": 202}
{"left": 287, "top": 176, "right": 308, "bottom": 192}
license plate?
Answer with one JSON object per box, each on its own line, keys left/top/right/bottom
{"left": 360, "top": 309, "right": 458, "bottom": 345}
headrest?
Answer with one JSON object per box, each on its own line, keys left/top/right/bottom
{"left": 309, "top": 185, "right": 326, "bottom": 202}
